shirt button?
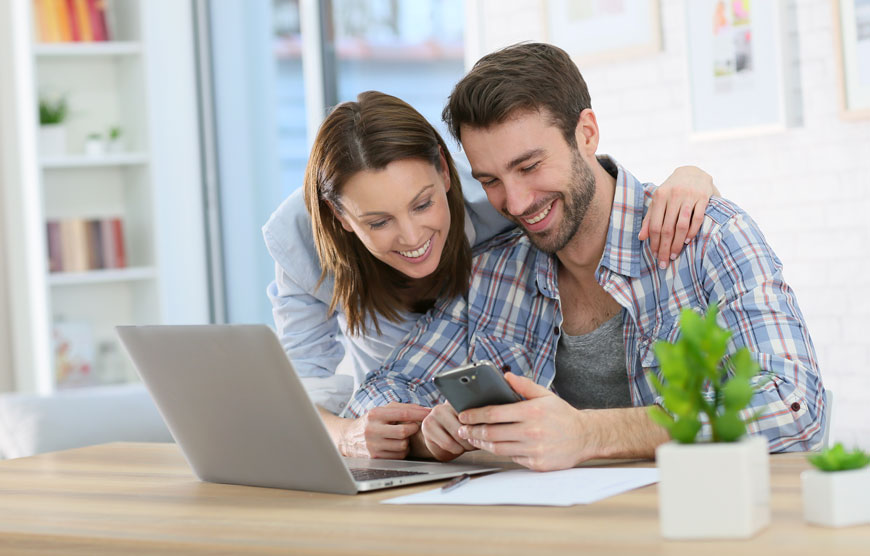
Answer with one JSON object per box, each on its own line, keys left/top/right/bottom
{"left": 790, "top": 402, "right": 801, "bottom": 412}
{"left": 502, "top": 365, "right": 511, "bottom": 374}
{"left": 553, "top": 326, "right": 559, "bottom": 335}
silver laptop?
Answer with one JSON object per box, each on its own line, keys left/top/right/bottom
{"left": 116, "top": 324, "right": 498, "bottom": 494}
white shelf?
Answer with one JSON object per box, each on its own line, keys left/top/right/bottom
{"left": 41, "top": 152, "right": 150, "bottom": 169}
{"left": 33, "top": 42, "right": 142, "bottom": 58}
{"left": 48, "top": 266, "right": 157, "bottom": 287}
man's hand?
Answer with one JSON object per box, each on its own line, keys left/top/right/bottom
{"left": 456, "top": 373, "right": 595, "bottom": 471}
{"left": 639, "top": 165, "right": 719, "bottom": 268}
{"left": 419, "top": 401, "right": 476, "bottom": 461}
{"left": 337, "top": 402, "right": 431, "bottom": 459}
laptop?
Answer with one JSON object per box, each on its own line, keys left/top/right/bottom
{"left": 116, "top": 324, "right": 498, "bottom": 495}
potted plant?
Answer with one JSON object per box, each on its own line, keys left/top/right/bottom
{"left": 650, "top": 304, "right": 770, "bottom": 539}
{"left": 107, "top": 125, "right": 124, "bottom": 153}
{"left": 802, "top": 443, "right": 870, "bottom": 527}
{"left": 38, "top": 95, "right": 68, "bottom": 156}
{"left": 84, "top": 132, "right": 105, "bottom": 156}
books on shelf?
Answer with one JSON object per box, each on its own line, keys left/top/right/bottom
{"left": 46, "top": 217, "right": 126, "bottom": 273}
{"left": 33, "top": 0, "right": 110, "bottom": 43}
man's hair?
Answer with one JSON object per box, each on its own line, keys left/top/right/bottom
{"left": 304, "top": 91, "right": 471, "bottom": 336}
{"left": 443, "top": 42, "right": 591, "bottom": 146}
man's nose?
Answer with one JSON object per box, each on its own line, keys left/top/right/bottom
{"left": 503, "top": 179, "right": 535, "bottom": 218}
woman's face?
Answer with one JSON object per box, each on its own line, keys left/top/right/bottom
{"left": 332, "top": 157, "right": 452, "bottom": 280}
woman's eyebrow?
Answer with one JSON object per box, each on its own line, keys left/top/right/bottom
{"left": 357, "top": 184, "right": 435, "bottom": 218}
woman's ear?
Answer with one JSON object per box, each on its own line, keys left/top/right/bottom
{"left": 326, "top": 200, "right": 353, "bottom": 233}
{"left": 439, "top": 146, "right": 451, "bottom": 193}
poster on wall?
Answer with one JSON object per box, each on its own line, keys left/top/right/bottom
{"left": 685, "top": 0, "right": 796, "bottom": 138}
{"left": 544, "top": 0, "right": 661, "bottom": 65}
{"left": 834, "top": 0, "right": 870, "bottom": 117}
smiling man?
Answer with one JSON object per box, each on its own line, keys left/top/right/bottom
{"left": 347, "top": 43, "right": 825, "bottom": 470}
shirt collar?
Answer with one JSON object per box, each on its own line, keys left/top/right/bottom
{"left": 598, "top": 156, "right": 645, "bottom": 279}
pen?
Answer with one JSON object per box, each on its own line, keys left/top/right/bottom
{"left": 441, "top": 473, "right": 471, "bottom": 493}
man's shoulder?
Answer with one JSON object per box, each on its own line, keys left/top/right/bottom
{"left": 471, "top": 227, "right": 531, "bottom": 260}
{"left": 704, "top": 196, "right": 748, "bottom": 228}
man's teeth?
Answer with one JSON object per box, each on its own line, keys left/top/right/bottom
{"left": 399, "top": 239, "right": 431, "bottom": 258}
{"left": 524, "top": 202, "right": 553, "bottom": 225}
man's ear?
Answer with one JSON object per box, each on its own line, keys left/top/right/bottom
{"left": 574, "top": 108, "right": 600, "bottom": 156}
{"left": 439, "top": 146, "right": 451, "bottom": 193}
{"left": 326, "top": 200, "right": 353, "bottom": 233}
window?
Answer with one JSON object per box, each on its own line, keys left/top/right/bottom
{"left": 203, "top": 0, "right": 464, "bottom": 324}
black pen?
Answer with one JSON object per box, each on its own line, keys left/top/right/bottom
{"left": 441, "top": 473, "right": 471, "bottom": 493}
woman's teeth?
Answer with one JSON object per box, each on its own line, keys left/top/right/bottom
{"left": 399, "top": 238, "right": 431, "bottom": 258}
{"left": 524, "top": 202, "right": 553, "bottom": 225}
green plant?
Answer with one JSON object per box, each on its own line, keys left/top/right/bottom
{"left": 87, "top": 132, "right": 102, "bottom": 140}
{"left": 108, "top": 126, "right": 122, "bottom": 140}
{"left": 39, "top": 97, "right": 68, "bottom": 125}
{"left": 808, "top": 443, "right": 870, "bottom": 472}
{"left": 648, "top": 304, "right": 763, "bottom": 443}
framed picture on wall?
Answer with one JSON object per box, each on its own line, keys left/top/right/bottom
{"left": 833, "top": 0, "right": 870, "bottom": 118}
{"left": 685, "top": 0, "right": 798, "bottom": 138}
{"left": 544, "top": 0, "right": 661, "bottom": 65}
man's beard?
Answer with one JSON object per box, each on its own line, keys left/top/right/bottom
{"left": 509, "top": 152, "right": 595, "bottom": 254}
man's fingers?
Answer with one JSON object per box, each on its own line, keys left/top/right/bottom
{"left": 458, "top": 422, "right": 523, "bottom": 443}
{"left": 422, "top": 420, "right": 466, "bottom": 457}
{"left": 503, "top": 372, "right": 550, "bottom": 399}
{"left": 459, "top": 401, "right": 520, "bottom": 426}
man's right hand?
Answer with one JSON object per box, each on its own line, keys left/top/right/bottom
{"left": 419, "top": 402, "right": 476, "bottom": 461}
{"left": 337, "top": 402, "right": 431, "bottom": 459}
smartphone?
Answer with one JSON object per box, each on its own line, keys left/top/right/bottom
{"left": 434, "top": 360, "right": 522, "bottom": 413}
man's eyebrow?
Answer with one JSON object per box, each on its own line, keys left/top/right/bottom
{"left": 358, "top": 184, "right": 435, "bottom": 217}
{"left": 471, "top": 148, "right": 545, "bottom": 180}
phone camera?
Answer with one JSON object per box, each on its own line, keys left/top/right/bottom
{"left": 459, "top": 376, "right": 471, "bottom": 384}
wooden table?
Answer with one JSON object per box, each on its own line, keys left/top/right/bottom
{"left": 0, "top": 442, "right": 867, "bottom": 555}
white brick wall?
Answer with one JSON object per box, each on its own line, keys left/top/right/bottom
{"left": 473, "top": 0, "right": 870, "bottom": 448}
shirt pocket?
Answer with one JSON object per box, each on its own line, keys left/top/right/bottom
{"left": 471, "top": 334, "right": 536, "bottom": 379}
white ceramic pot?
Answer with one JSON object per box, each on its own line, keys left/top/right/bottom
{"left": 39, "top": 124, "right": 67, "bottom": 156}
{"left": 656, "top": 434, "right": 770, "bottom": 539}
{"left": 84, "top": 137, "right": 105, "bottom": 157}
{"left": 801, "top": 467, "right": 870, "bottom": 527}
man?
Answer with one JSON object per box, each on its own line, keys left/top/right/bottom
{"left": 346, "top": 43, "right": 825, "bottom": 471}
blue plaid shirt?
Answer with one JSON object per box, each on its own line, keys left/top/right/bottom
{"left": 347, "top": 159, "right": 825, "bottom": 451}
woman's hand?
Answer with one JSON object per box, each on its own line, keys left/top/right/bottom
{"left": 337, "top": 402, "right": 431, "bottom": 459}
{"left": 639, "top": 166, "right": 719, "bottom": 268}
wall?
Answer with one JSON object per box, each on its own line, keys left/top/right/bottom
{"left": 470, "top": 0, "right": 870, "bottom": 447}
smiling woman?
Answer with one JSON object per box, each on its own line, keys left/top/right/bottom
{"left": 305, "top": 92, "right": 471, "bottom": 335}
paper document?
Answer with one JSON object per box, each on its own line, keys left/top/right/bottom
{"left": 383, "top": 467, "right": 659, "bottom": 506}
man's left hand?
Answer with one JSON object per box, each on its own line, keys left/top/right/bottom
{"left": 456, "top": 373, "right": 598, "bottom": 471}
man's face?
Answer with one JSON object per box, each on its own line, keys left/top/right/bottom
{"left": 460, "top": 110, "right": 595, "bottom": 254}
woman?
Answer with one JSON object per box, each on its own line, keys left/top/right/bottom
{"left": 262, "top": 91, "right": 717, "bottom": 459}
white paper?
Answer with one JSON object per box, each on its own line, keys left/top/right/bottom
{"left": 383, "top": 467, "right": 659, "bottom": 507}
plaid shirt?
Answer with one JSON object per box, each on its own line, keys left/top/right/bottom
{"left": 347, "top": 158, "right": 826, "bottom": 452}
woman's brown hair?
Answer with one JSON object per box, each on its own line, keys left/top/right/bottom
{"left": 304, "top": 91, "right": 471, "bottom": 336}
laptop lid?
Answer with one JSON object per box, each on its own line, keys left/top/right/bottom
{"left": 116, "top": 325, "right": 495, "bottom": 495}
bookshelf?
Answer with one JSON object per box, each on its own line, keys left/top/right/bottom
{"left": 0, "top": 0, "right": 209, "bottom": 393}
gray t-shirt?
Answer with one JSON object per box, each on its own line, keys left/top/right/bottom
{"left": 553, "top": 310, "right": 632, "bottom": 409}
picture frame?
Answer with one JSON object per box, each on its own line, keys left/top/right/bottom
{"left": 543, "top": 0, "right": 661, "bottom": 65}
{"left": 685, "top": 0, "right": 798, "bottom": 139}
{"left": 833, "top": 0, "right": 870, "bottom": 118}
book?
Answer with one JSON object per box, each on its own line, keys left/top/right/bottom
{"left": 46, "top": 220, "right": 63, "bottom": 272}
{"left": 53, "top": 0, "right": 73, "bottom": 42}
{"left": 72, "top": 0, "right": 92, "bottom": 41}
{"left": 86, "top": 0, "right": 109, "bottom": 42}
{"left": 99, "top": 218, "right": 116, "bottom": 268}
{"left": 65, "top": 0, "right": 80, "bottom": 41}
{"left": 110, "top": 217, "right": 126, "bottom": 268}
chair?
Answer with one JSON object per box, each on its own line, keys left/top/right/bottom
{"left": 822, "top": 389, "right": 834, "bottom": 449}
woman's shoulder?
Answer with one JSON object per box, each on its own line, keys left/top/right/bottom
{"left": 261, "top": 188, "right": 326, "bottom": 292}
